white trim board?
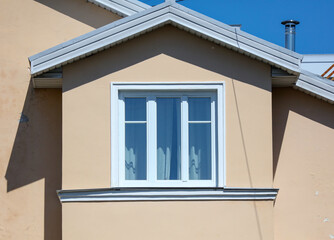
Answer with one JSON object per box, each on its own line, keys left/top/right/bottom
{"left": 57, "top": 187, "right": 279, "bottom": 202}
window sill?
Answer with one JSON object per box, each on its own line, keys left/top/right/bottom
{"left": 57, "top": 187, "right": 278, "bottom": 203}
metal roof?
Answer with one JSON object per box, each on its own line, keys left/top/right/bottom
{"left": 88, "top": 0, "right": 150, "bottom": 17}
{"left": 301, "top": 54, "right": 334, "bottom": 76}
{"left": 295, "top": 70, "right": 334, "bottom": 104}
{"left": 29, "top": 1, "right": 303, "bottom": 76}
{"left": 28, "top": 1, "right": 334, "bottom": 104}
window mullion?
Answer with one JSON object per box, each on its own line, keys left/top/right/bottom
{"left": 181, "top": 96, "right": 189, "bottom": 182}
{"left": 147, "top": 95, "right": 157, "bottom": 185}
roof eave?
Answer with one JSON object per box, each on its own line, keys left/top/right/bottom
{"left": 29, "top": 2, "right": 302, "bottom": 77}
{"left": 294, "top": 70, "right": 334, "bottom": 104}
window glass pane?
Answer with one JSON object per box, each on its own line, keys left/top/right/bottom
{"left": 125, "top": 123, "right": 147, "bottom": 180}
{"left": 125, "top": 98, "right": 146, "bottom": 121}
{"left": 189, "top": 123, "right": 211, "bottom": 180}
{"left": 157, "top": 98, "right": 181, "bottom": 180}
{"left": 188, "top": 97, "right": 211, "bottom": 121}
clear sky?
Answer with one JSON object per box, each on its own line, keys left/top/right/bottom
{"left": 141, "top": 0, "right": 334, "bottom": 54}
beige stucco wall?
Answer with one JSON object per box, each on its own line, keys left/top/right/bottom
{"left": 63, "top": 25, "right": 273, "bottom": 190}
{"left": 63, "top": 201, "right": 273, "bottom": 240}
{"left": 61, "top": 25, "right": 273, "bottom": 240}
{"left": 2, "top": 1, "right": 333, "bottom": 239}
{"left": 273, "top": 88, "right": 334, "bottom": 240}
{"left": 0, "top": 0, "right": 120, "bottom": 239}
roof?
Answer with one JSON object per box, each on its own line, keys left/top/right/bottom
{"left": 295, "top": 70, "right": 334, "bottom": 104}
{"left": 29, "top": 1, "right": 302, "bottom": 76}
{"left": 301, "top": 54, "right": 334, "bottom": 77}
{"left": 28, "top": 0, "right": 334, "bottom": 104}
{"left": 88, "top": 0, "right": 150, "bottom": 16}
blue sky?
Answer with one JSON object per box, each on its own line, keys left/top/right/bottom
{"left": 141, "top": 0, "right": 334, "bottom": 54}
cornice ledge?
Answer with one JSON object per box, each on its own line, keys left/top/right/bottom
{"left": 57, "top": 187, "right": 279, "bottom": 203}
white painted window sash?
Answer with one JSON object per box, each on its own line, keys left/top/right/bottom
{"left": 111, "top": 83, "right": 225, "bottom": 188}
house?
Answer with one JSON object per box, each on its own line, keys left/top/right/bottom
{"left": 1, "top": 0, "right": 333, "bottom": 239}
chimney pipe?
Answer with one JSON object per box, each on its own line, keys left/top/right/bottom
{"left": 281, "top": 20, "right": 300, "bottom": 51}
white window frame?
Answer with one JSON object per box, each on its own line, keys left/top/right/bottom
{"left": 111, "top": 82, "right": 225, "bottom": 188}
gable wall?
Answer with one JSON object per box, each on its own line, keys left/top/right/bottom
{"left": 0, "top": 0, "right": 120, "bottom": 239}
{"left": 61, "top": 25, "right": 274, "bottom": 240}
{"left": 63, "top": 25, "right": 273, "bottom": 189}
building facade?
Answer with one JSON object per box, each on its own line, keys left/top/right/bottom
{"left": 1, "top": 1, "right": 333, "bottom": 239}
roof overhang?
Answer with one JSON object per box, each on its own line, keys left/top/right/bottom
{"left": 271, "top": 67, "right": 334, "bottom": 103}
{"left": 32, "top": 67, "right": 62, "bottom": 88}
{"left": 29, "top": 1, "right": 334, "bottom": 104}
{"left": 294, "top": 70, "right": 334, "bottom": 104}
{"left": 29, "top": 1, "right": 302, "bottom": 77}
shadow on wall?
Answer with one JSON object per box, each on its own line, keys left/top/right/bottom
{"left": 272, "top": 88, "right": 334, "bottom": 179}
{"left": 60, "top": 25, "right": 269, "bottom": 239}
{"left": 5, "top": 82, "right": 62, "bottom": 240}
{"left": 62, "top": 25, "right": 271, "bottom": 92}
{"left": 34, "top": 0, "right": 121, "bottom": 29}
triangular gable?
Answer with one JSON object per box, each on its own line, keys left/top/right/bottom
{"left": 28, "top": 1, "right": 334, "bottom": 104}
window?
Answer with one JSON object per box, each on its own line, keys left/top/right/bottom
{"left": 111, "top": 83, "right": 225, "bottom": 188}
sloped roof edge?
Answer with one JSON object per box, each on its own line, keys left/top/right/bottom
{"left": 29, "top": 1, "right": 303, "bottom": 77}
{"left": 295, "top": 70, "right": 334, "bottom": 104}
{"left": 88, "top": 0, "right": 150, "bottom": 17}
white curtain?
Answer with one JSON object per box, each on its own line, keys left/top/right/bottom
{"left": 189, "top": 123, "right": 211, "bottom": 180}
{"left": 124, "top": 98, "right": 147, "bottom": 180}
{"left": 125, "top": 123, "right": 147, "bottom": 180}
{"left": 189, "top": 146, "right": 201, "bottom": 179}
{"left": 157, "top": 98, "right": 181, "bottom": 180}
{"left": 125, "top": 147, "right": 136, "bottom": 180}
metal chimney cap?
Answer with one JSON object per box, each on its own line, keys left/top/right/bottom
{"left": 281, "top": 20, "right": 300, "bottom": 25}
